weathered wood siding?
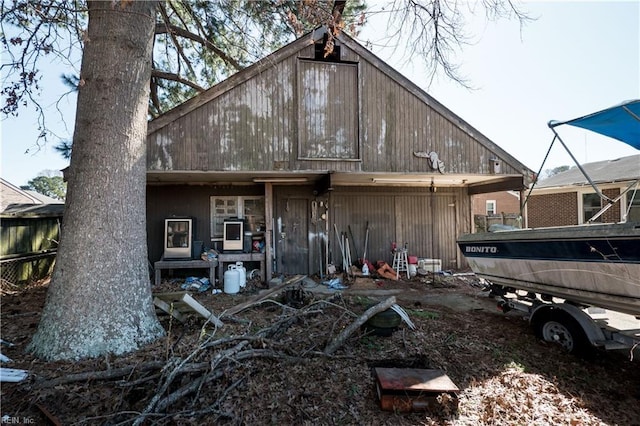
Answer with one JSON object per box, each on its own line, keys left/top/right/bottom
{"left": 147, "top": 39, "right": 519, "bottom": 176}
{"left": 149, "top": 184, "right": 472, "bottom": 274}
{"left": 330, "top": 186, "right": 469, "bottom": 270}
{"left": 298, "top": 60, "right": 359, "bottom": 160}
{"left": 146, "top": 185, "right": 264, "bottom": 263}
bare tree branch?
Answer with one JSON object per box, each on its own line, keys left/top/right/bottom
{"left": 154, "top": 22, "right": 243, "bottom": 71}
{"left": 151, "top": 70, "right": 206, "bottom": 92}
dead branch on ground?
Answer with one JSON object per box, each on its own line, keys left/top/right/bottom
{"left": 324, "top": 296, "right": 397, "bottom": 355}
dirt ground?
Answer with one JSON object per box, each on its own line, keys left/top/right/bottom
{"left": 1, "top": 271, "right": 639, "bottom": 425}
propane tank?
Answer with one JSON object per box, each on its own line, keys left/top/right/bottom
{"left": 235, "top": 261, "right": 247, "bottom": 288}
{"left": 224, "top": 265, "right": 240, "bottom": 294}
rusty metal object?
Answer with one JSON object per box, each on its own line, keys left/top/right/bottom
{"left": 374, "top": 367, "right": 459, "bottom": 413}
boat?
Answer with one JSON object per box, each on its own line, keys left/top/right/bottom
{"left": 457, "top": 100, "right": 640, "bottom": 318}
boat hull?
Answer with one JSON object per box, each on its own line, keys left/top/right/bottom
{"left": 457, "top": 222, "right": 640, "bottom": 316}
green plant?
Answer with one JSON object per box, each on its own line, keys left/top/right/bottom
{"left": 360, "top": 335, "right": 382, "bottom": 351}
{"left": 407, "top": 309, "right": 439, "bottom": 319}
{"left": 352, "top": 296, "right": 374, "bottom": 306}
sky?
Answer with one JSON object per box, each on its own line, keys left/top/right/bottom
{"left": 1, "top": 1, "right": 639, "bottom": 187}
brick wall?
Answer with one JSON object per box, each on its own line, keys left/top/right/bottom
{"left": 527, "top": 187, "right": 624, "bottom": 227}
{"left": 472, "top": 191, "right": 521, "bottom": 216}
{"left": 528, "top": 192, "right": 578, "bottom": 228}
{"left": 601, "top": 188, "right": 621, "bottom": 223}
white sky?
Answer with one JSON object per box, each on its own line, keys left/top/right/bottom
{"left": 1, "top": 0, "right": 639, "bottom": 187}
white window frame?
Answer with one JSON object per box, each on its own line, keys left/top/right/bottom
{"left": 210, "top": 196, "right": 265, "bottom": 239}
{"left": 486, "top": 200, "right": 496, "bottom": 216}
{"left": 624, "top": 189, "right": 640, "bottom": 222}
{"left": 580, "top": 192, "right": 602, "bottom": 224}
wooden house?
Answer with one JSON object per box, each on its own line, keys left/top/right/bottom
{"left": 145, "top": 27, "right": 533, "bottom": 281}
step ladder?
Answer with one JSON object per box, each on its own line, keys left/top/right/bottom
{"left": 392, "top": 249, "right": 409, "bottom": 279}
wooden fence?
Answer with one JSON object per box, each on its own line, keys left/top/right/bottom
{"left": 0, "top": 215, "right": 60, "bottom": 284}
{"left": 473, "top": 213, "right": 522, "bottom": 233}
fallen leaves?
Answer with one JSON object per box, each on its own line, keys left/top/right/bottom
{"left": 1, "top": 276, "right": 638, "bottom": 425}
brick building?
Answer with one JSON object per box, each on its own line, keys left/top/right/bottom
{"left": 526, "top": 154, "right": 640, "bottom": 228}
{"left": 472, "top": 191, "right": 521, "bottom": 216}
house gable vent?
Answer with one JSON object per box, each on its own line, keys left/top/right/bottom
{"left": 314, "top": 33, "right": 342, "bottom": 62}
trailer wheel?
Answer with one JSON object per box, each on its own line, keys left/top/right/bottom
{"left": 532, "top": 310, "right": 591, "bottom": 356}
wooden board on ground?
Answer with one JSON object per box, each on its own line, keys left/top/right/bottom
{"left": 153, "top": 291, "right": 223, "bottom": 327}
{"left": 223, "top": 275, "right": 306, "bottom": 318}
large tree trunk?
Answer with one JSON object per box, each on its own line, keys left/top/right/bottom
{"left": 28, "top": 1, "right": 164, "bottom": 360}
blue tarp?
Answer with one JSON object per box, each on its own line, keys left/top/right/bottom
{"left": 548, "top": 99, "right": 640, "bottom": 150}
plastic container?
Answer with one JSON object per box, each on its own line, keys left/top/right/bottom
{"left": 236, "top": 261, "right": 247, "bottom": 288}
{"left": 224, "top": 265, "right": 240, "bottom": 294}
{"left": 418, "top": 258, "right": 442, "bottom": 273}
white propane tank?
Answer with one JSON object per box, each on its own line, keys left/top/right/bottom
{"left": 236, "top": 261, "right": 247, "bottom": 288}
{"left": 408, "top": 264, "right": 417, "bottom": 277}
{"left": 224, "top": 265, "right": 240, "bottom": 294}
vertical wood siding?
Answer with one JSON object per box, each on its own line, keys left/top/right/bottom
{"left": 147, "top": 39, "right": 520, "bottom": 176}
{"left": 147, "top": 184, "right": 471, "bottom": 272}
{"left": 298, "top": 60, "right": 359, "bottom": 159}
{"left": 330, "top": 187, "right": 468, "bottom": 269}
{"left": 146, "top": 185, "right": 264, "bottom": 262}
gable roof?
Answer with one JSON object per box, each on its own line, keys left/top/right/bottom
{"left": 1, "top": 178, "right": 64, "bottom": 217}
{"left": 1, "top": 203, "right": 65, "bottom": 218}
{"left": 1, "top": 177, "right": 42, "bottom": 207}
{"left": 148, "top": 27, "right": 531, "bottom": 178}
{"left": 535, "top": 154, "right": 640, "bottom": 188}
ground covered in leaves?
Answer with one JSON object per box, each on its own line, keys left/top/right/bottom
{"left": 1, "top": 272, "right": 639, "bottom": 425}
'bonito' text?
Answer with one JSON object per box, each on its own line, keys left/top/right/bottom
{"left": 465, "top": 246, "right": 498, "bottom": 253}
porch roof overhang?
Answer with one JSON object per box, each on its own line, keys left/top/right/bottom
{"left": 146, "top": 170, "right": 526, "bottom": 193}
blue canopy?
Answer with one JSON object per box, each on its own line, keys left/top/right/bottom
{"left": 548, "top": 99, "right": 640, "bottom": 150}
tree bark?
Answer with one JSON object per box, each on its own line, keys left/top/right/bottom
{"left": 28, "top": 1, "right": 164, "bottom": 360}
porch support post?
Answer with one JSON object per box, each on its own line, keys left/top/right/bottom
{"left": 265, "top": 182, "right": 273, "bottom": 282}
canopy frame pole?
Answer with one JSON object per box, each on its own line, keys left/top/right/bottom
{"left": 521, "top": 134, "right": 557, "bottom": 218}
{"left": 549, "top": 125, "right": 613, "bottom": 203}
{"left": 587, "top": 179, "right": 640, "bottom": 223}
{"left": 622, "top": 105, "right": 640, "bottom": 122}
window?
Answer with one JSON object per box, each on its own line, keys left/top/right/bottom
{"left": 210, "top": 196, "right": 265, "bottom": 238}
{"left": 582, "top": 193, "right": 602, "bottom": 223}
{"left": 486, "top": 200, "right": 496, "bottom": 216}
{"left": 625, "top": 191, "right": 640, "bottom": 222}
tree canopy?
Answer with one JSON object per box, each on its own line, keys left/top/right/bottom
{"left": 2, "top": 0, "right": 366, "bottom": 121}
{"left": 2, "top": 0, "right": 528, "bottom": 147}
{"left": 22, "top": 174, "right": 66, "bottom": 200}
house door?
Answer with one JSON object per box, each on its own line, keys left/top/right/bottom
{"left": 275, "top": 197, "right": 309, "bottom": 274}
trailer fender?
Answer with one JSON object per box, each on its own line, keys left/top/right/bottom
{"left": 530, "top": 303, "right": 606, "bottom": 347}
